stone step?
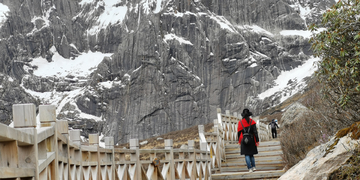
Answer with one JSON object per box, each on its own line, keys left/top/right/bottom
{"left": 226, "top": 150, "right": 283, "bottom": 158}
{"left": 225, "top": 155, "right": 283, "bottom": 163}
{"left": 225, "top": 145, "right": 281, "bottom": 153}
{"left": 225, "top": 140, "right": 280, "bottom": 147}
{"left": 225, "top": 141, "right": 280, "bottom": 146}
{"left": 225, "top": 150, "right": 282, "bottom": 156}
{"left": 222, "top": 160, "right": 285, "bottom": 167}
{"left": 225, "top": 142, "right": 281, "bottom": 149}
{"left": 221, "top": 163, "right": 285, "bottom": 172}
{"left": 212, "top": 170, "right": 285, "bottom": 180}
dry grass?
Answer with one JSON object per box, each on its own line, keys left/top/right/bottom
{"left": 336, "top": 122, "right": 360, "bottom": 140}
{"left": 261, "top": 78, "right": 341, "bottom": 169}
{"left": 329, "top": 145, "right": 360, "bottom": 180}
{"left": 116, "top": 123, "right": 214, "bottom": 150}
{"left": 113, "top": 123, "right": 214, "bottom": 161}
{"left": 279, "top": 112, "right": 328, "bottom": 168}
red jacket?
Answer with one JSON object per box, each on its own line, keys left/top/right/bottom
{"left": 238, "top": 118, "right": 259, "bottom": 146}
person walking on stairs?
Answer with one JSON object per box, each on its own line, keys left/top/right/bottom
{"left": 269, "top": 119, "right": 279, "bottom": 138}
{"left": 238, "top": 109, "right": 259, "bottom": 173}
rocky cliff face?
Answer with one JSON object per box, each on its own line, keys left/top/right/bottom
{"left": 0, "top": 0, "right": 335, "bottom": 143}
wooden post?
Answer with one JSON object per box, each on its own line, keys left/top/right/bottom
{"left": 13, "top": 104, "right": 39, "bottom": 180}
{"left": 105, "top": 137, "right": 115, "bottom": 180}
{"left": 225, "top": 110, "right": 230, "bottom": 116}
{"left": 165, "top": 139, "right": 175, "bottom": 180}
{"left": 216, "top": 108, "right": 222, "bottom": 128}
{"left": 89, "top": 134, "right": 100, "bottom": 180}
{"left": 198, "top": 125, "right": 206, "bottom": 145}
{"left": 200, "top": 142, "right": 208, "bottom": 180}
{"left": 69, "top": 129, "right": 81, "bottom": 180}
{"left": 39, "top": 105, "right": 56, "bottom": 126}
{"left": 187, "top": 140, "right": 196, "bottom": 180}
{"left": 69, "top": 130, "right": 81, "bottom": 146}
{"left": 213, "top": 119, "right": 221, "bottom": 173}
{"left": 13, "top": 104, "right": 36, "bottom": 128}
{"left": 39, "top": 105, "right": 58, "bottom": 180}
{"left": 130, "top": 139, "right": 141, "bottom": 180}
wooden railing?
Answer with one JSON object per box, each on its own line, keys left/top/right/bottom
{"left": 214, "top": 108, "right": 272, "bottom": 143}
{"left": 0, "top": 105, "right": 271, "bottom": 180}
{"left": 198, "top": 108, "right": 272, "bottom": 174}
{"left": 0, "top": 104, "right": 212, "bottom": 180}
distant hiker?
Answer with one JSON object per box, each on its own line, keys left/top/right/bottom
{"left": 269, "top": 119, "right": 279, "bottom": 138}
{"left": 238, "top": 109, "right": 259, "bottom": 173}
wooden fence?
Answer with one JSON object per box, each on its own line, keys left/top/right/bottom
{"left": 197, "top": 108, "right": 272, "bottom": 174}
{"left": 0, "top": 104, "right": 271, "bottom": 180}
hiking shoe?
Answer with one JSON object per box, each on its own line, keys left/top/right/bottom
{"left": 249, "top": 169, "right": 253, "bottom": 173}
{"left": 252, "top": 167, "right": 256, "bottom": 171}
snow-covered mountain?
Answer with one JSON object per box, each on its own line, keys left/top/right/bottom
{"left": 0, "top": 0, "right": 335, "bottom": 144}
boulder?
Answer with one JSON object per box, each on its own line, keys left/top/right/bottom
{"left": 279, "top": 135, "right": 360, "bottom": 180}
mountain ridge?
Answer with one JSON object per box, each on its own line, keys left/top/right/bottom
{"left": 0, "top": 0, "right": 335, "bottom": 144}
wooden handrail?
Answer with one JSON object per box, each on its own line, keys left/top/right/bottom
{"left": 1, "top": 105, "right": 272, "bottom": 180}
{"left": 0, "top": 104, "right": 212, "bottom": 180}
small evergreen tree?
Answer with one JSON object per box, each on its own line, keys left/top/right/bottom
{"left": 309, "top": 0, "right": 360, "bottom": 123}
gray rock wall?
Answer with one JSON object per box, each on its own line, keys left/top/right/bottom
{"left": 0, "top": 0, "right": 335, "bottom": 144}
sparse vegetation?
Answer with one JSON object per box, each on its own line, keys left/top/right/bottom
{"left": 329, "top": 142, "right": 360, "bottom": 179}
{"left": 309, "top": 0, "right": 360, "bottom": 125}
{"left": 279, "top": 111, "right": 331, "bottom": 168}
{"left": 115, "top": 123, "right": 214, "bottom": 160}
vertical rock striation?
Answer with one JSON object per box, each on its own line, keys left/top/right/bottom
{"left": 0, "top": 0, "right": 335, "bottom": 143}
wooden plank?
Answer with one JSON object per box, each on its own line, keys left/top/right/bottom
{"left": 225, "top": 141, "right": 281, "bottom": 149}
{"left": 222, "top": 160, "right": 285, "bottom": 166}
{"left": 225, "top": 155, "right": 283, "bottom": 162}
{"left": 0, "top": 123, "right": 34, "bottom": 145}
{"left": 0, "top": 167, "right": 35, "bottom": 178}
{"left": 38, "top": 152, "right": 56, "bottom": 173}
{"left": 225, "top": 150, "right": 283, "bottom": 157}
{"left": 221, "top": 164, "right": 285, "bottom": 172}
{"left": 37, "top": 126, "right": 55, "bottom": 143}
{"left": 81, "top": 145, "right": 98, "bottom": 152}
{"left": 212, "top": 170, "right": 285, "bottom": 179}
{"left": 0, "top": 141, "right": 19, "bottom": 168}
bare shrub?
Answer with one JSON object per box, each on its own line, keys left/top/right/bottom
{"left": 280, "top": 110, "right": 331, "bottom": 168}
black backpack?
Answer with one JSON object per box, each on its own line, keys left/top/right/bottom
{"left": 271, "top": 122, "right": 276, "bottom": 129}
{"left": 240, "top": 119, "right": 253, "bottom": 145}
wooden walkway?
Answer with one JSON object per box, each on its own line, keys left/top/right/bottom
{"left": 0, "top": 105, "right": 284, "bottom": 180}
{"left": 211, "top": 140, "right": 285, "bottom": 179}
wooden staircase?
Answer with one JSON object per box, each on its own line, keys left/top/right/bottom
{"left": 212, "top": 140, "right": 286, "bottom": 179}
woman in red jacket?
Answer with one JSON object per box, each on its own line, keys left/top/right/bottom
{"left": 238, "top": 109, "right": 259, "bottom": 173}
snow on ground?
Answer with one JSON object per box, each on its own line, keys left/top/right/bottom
{"left": 30, "top": 46, "right": 112, "bottom": 77}
{"left": 280, "top": 28, "right": 327, "bottom": 39}
{"left": 238, "top": 25, "right": 274, "bottom": 38}
{"left": 164, "top": 33, "right": 193, "bottom": 45}
{"left": 16, "top": 46, "right": 110, "bottom": 128}
{"left": 79, "top": 0, "right": 93, "bottom": 6}
{"left": 154, "top": 0, "right": 163, "bottom": 13}
{"left": 280, "top": 30, "right": 313, "bottom": 39}
{"left": 153, "top": 0, "right": 163, "bottom": 13}
{"left": 258, "top": 56, "right": 319, "bottom": 102}
{"left": 143, "top": 0, "right": 170, "bottom": 14}
{"left": 208, "top": 14, "right": 237, "bottom": 33}
{"left": 0, "top": 3, "right": 9, "bottom": 28}
{"left": 99, "top": 133, "right": 105, "bottom": 148}
{"left": 289, "top": 3, "right": 312, "bottom": 22}
{"left": 84, "top": 0, "right": 127, "bottom": 34}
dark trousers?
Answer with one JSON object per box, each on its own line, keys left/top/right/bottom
{"left": 271, "top": 128, "right": 277, "bottom": 138}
